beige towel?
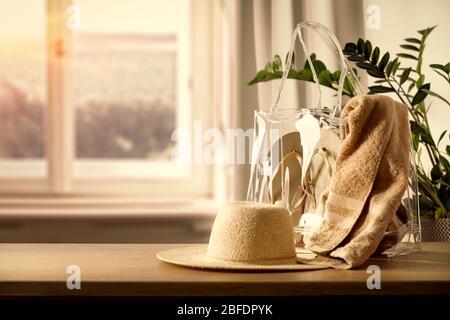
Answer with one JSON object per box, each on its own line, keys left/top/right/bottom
{"left": 302, "top": 95, "right": 410, "bottom": 269}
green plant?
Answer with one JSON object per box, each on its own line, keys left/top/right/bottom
{"left": 249, "top": 26, "right": 450, "bottom": 219}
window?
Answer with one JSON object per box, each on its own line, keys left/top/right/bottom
{"left": 0, "top": 0, "right": 46, "bottom": 182}
{"left": 0, "top": 0, "right": 213, "bottom": 199}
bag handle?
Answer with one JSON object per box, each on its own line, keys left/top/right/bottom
{"left": 272, "top": 22, "right": 349, "bottom": 121}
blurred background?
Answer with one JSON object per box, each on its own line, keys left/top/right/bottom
{"left": 0, "top": 0, "right": 448, "bottom": 243}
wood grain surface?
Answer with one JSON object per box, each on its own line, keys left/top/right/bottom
{"left": 0, "top": 243, "right": 449, "bottom": 296}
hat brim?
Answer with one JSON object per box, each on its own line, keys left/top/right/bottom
{"left": 157, "top": 245, "right": 328, "bottom": 271}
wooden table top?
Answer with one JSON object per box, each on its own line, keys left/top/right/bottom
{"left": 0, "top": 243, "right": 449, "bottom": 296}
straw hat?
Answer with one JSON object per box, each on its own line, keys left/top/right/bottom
{"left": 157, "top": 201, "right": 327, "bottom": 271}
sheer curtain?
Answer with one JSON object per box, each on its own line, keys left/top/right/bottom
{"left": 221, "top": 0, "right": 365, "bottom": 200}
{"left": 253, "top": 0, "right": 366, "bottom": 110}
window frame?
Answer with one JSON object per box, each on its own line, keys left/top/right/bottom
{"left": 0, "top": 0, "right": 214, "bottom": 201}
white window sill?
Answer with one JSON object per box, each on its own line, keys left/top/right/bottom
{"left": 0, "top": 197, "right": 217, "bottom": 243}
{"left": 0, "top": 197, "right": 218, "bottom": 220}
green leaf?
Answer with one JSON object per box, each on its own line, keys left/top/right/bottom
{"left": 391, "top": 59, "right": 400, "bottom": 75}
{"left": 313, "top": 60, "right": 327, "bottom": 73}
{"left": 371, "top": 47, "right": 380, "bottom": 64}
{"left": 295, "top": 68, "right": 313, "bottom": 81}
{"left": 440, "top": 155, "right": 450, "bottom": 171}
{"left": 347, "top": 55, "right": 367, "bottom": 62}
{"left": 412, "top": 132, "right": 419, "bottom": 151}
{"left": 385, "top": 61, "right": 394, "bottom": 77}
{"left": 249, "top": 71, "right": 283, "bottom": 85}
{"left": 368, "top": 85, "right": 395, "bottom": 93}
{"left": 410, "top": 121, "right": 435, "bottom": 145}
{"left": 419, "top": 193, "right": 435, "bottom": 209}
{"left": 430, "top": 64, "right": 449, "bottom": 74}
{"left": 410, "top": 121, "right": 427, "bottom": 136}
{"left": 343, "top": 42, "right": 357, "bottom": 54}
{"left": 304, "top": 57, "right": 327, "bottom": 74}
{"left": 412, "top": 83, "right": 431, "bottom": 105}
{"left": 417, "top": 102, "right": 426, "bottom": 114}
{"left": 438, "top": 130, "right": 447, "bottom": 146}
{"left": 432, "top": 69, "right": 450, "bottom": 82}
{"left": 418, "top": 25, "right": 437, "bottom": 37}
{"left": 435, "top": 207, "right": 446, "bottom": 220}
{"left": 364, "top": 40, "right": 372, "bottom": 59}
{"left": 447, "top": 145, "right": 450, "bottom": 157}
{"left": 356, "top": 62, "right": 377, "bottom": 71}
{"left": 272, "top": 55, "right": 282, "bottom": 72}
{"left": 357, "top": 38, "right": 365, "bottom": 54}
{"left": 248, "top": 69, "right": 270, "bottom": 85}
{"left": 367, "top": 68, "right": 385, "bottom": 78}
{"left": 404, "top": 38, "right": 421, "bottom": 44}
{"left": 304, "top": 58, "right": 311, "bottom": 70}
{"left": 411, "top": 83, "right": 430, "bottom": 106}
{"left": 331, "top": 70, "right": 341, "bottom": 81}
{"left": 343, "top": 77, "right": 355, "bottom": 96}
{"left": 285, "top": 52, "right": 295, "bottom": 67}
{"left": 399, "top": 68, "right": 411, "bottom": 85}
{"left": 400, "top": 44, "right": 420, "bottom": 52}
{"left": 423, "top": 89, "right": 450, "bottom": 106}
{"left": 431, "top": 164, "right": 442, "bottom": 180}
{"left": 318, "top": 70, "right": 333, "bottom": 87}
{"left": 421, "top": 131, "right": 434, "bottom": 145}
{"left": 264, "top": 62, "right": 273, "bottom": 73}
{"left": 437, "top": 187, "right": 450, "bottom": 211}
{"left": 407, "top": 82, "right": 415, "bottom": 93}
{"left": 397, "top": 53, "right": 418, "bottom": 60}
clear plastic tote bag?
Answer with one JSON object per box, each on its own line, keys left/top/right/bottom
{"left": 246, "top": 22, "right": 420, "bottom": 257}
